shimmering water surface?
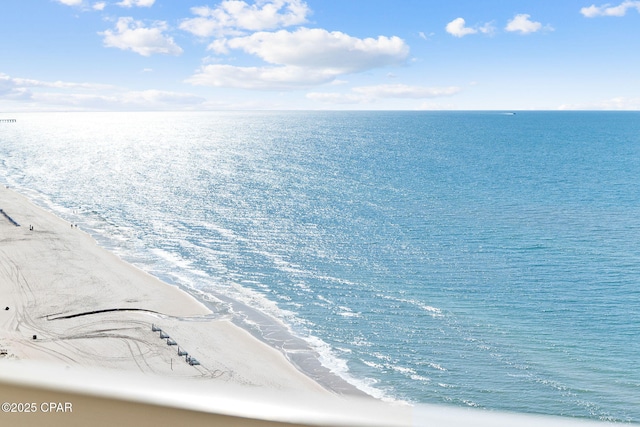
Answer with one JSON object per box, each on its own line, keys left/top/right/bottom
{"left": 1, "top": 111, "right": 639, "bottom": 422}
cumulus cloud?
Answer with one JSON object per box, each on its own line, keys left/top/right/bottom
{"left": 180, "top": 0, "right": 309, "bottom": 37}
{"left": 100, "top": 17, "right": 183, "bottom": 56}
{"left": 188, "top": 28, "right": 409, "bottom": 90}
{"left": 307, "top": 84, "right": 461, "bottom": 104}
{"left": 446, "top": 18, "right": 478, "bottom": 37}
{"left": 117, "top": 0, "right": 156, "bottom": 7}
{"left": 445, "top": 17, "right": 495, "bottom": 37}
{"left": 217, "top": 28, "right": 408, "bottom": 72}
{"left": 505, "top": 14, "right": 546, "bottom": 34}
{"left": 580, "top": 0, "right": 640, "bottom": 17}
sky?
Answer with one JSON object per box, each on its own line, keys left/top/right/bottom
{"left": 1, "top": 0, "right": 640, "bottom": 111}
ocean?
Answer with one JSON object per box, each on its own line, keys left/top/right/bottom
{"left": 1, "top": 111, "right": 639, "bottom": 422}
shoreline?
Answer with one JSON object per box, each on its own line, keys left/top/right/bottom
{"left": 0, "top": 185, "right": 363, "bottom": 397}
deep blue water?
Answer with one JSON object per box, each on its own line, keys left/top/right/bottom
{"left": 1, "top": 111, "right": 639, "bottom": 422}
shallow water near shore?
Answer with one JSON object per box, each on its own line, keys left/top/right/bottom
{"left": 1, "top": 111, "right": 639, "bottom": 421}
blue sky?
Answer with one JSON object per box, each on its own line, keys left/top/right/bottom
{"left": 1, "top": 0, "right": 639, "bottom": 111}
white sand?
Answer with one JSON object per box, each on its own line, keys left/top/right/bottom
{"left": 0, "top": 185, "right": 327, "bottom": 393}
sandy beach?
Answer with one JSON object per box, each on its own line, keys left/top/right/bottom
{"left": 0, "top": 185, "right": 328, "bottom": 393}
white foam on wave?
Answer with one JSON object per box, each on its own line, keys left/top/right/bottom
{"left": 429, "top": 362, "right": 447, "bottom": 372}
{"left": 195, "top": 220, "right": 239, "bottom": 241}
{"left": 150, "top": 247, "right": 194, "bottom": 271}
{"left": 309, "top": 273, "right": 361, "bottom": 288}
{"left": 316, "top": 294, "right": 334, "bottom": 305}
{"left": 411, "top": 374, "right": 431, "bottom": 383}
{"left": 368, "top": 353, "right": 428, "bottom": 382}
{"left": 226, "top": 282, "right": 299, "bottom": 327}
{"left": 337, "top": 305, "right": 361, "bottom": 318}
{"left": 392, "top": 365, "right": 417, "bottom": 376}
{"left": 193, "top": 273, "right": 398, "bottom": 402}
{"left": 304, "top": 335, "right": 395, "bottom": 402}
{"left": 379, "top": 294, "right": 444, "bottom": 318}
{"left": 252, "top": 247, "right": 305, "bottom": 276}
{"left": 373, "top": 352, "right": 391, "bottom": 362}
{"left": 293, "top": 282, "right": 311, "bottom": 292}
{"left": 362, "top": 360, "right": 384, "bottom": 370}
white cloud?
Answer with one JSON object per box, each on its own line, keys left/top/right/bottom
{"left": 479, "top": 22, "right": 497, "bottom": 35}
{"left": 185, "top": 64, "right": 340, "bottom": 90}
{"left": 1, "top": 73, "right": 115, "bottom": 93}
{"left": 188, "top": 28, "right": 409, "bottom": 90}
{"left": 208, "top": 38, "right": 231, "bottom": 54}
{"left": 116, "top": 0, "right": 156, "bottom": 7}
{"left": 446, "top": 18, "right": 495, "bottom": 37}
{"left": 116, "top": 0, "right": 155, "bottom": 7}
{"left": 580, "top": 0, "right": 640, "bottom": 17}
{"left": 219, "top": 28, "right": 408, "bottom": 72}
{"left": 580, "top": 4, "right": 602, "bottom": 17}
{"left": 55, "top": 0, "right": 83, "bottom": 5}
{"left": 0, "top": 73, "right": 205, "bottom": 110}
{"left": 307, "top": 84, "right": 461, "bottom": 104}
{"left": 55, "top": 0, "right": 104, "bottom": 9}
{"left": 0, "top": 74, "right": 33, "bottom": 100}
{"left": 505, "top": 14, "right": 548, "bottom": 34}
{"left": 0, "top": 72, "right": 105, "bottom": 103}
{"left": 447, "top": 14, "right": 549, "bottom": 37}
{"left": 100, "top": 17, "right": 183, "bottom": 56}
{"left": 446, "top": 18, "right": 477, "bottom": 37}
{"left": 180, "top": 0, "right": 309, "bottom": 37}
{"left": 418, "top": 31, "right": 436, "bottom": 41}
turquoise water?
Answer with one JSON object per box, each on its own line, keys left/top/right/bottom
{"left": 1, "top": 111, "right": 639, "bottom": 422}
